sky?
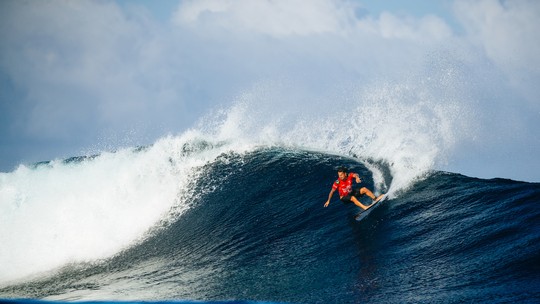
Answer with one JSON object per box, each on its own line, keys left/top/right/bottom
{"left": 0, "top": 0, "right": 539, "bottom": 182}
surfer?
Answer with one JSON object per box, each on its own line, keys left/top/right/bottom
{"left": 324, "top": 167, "right": 384, "bottom": 210}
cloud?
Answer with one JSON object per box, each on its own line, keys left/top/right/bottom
{"left": 454, "top": 0, "right": 540, "bottom": 70}
{"left": 0, "top": 0, "right": 538, "bottom": 180}
{"left": 172, "top": 0, "right": 358, "bottom": 37}
{"left": 172, "top": 0, "right": 454, "bottom": 43}
{"left": 357, "top": 11, "right": 453, "bottom": 41}
{"left": 169, "top": 0, "right": 456, "bottom": 85}
{"left": 0, "top": 1, "right": 188, "bottom": 144}
{"left": 453, "top": 0, "right": 540, "bottom": 103}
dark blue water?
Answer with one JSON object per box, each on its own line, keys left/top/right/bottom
{"left": 1, "top": 148, "right": 539, "bottom": 303}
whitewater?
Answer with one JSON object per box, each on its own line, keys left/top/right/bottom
{"left": 1, "top": 81, "right": 539, "bottom": 303}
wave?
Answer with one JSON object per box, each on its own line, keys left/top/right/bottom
{"left": 0, "top": 81, "right": 466, "bottom": 284}
{"left": 1, "top": 146, "right": 539, "bottom": 303}
{"left": 1, "top": 83, "right": 538, "bottom": 302}
{"left": 0, "top": 131, "right": 230, "bottom": 284}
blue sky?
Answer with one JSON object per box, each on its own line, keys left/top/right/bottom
{"left": 1, "top": 0, "right": 539, "bottom": 181}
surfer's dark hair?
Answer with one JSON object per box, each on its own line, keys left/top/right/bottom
{"left": 337, "top": 166, "right": 348, "bottom": 173}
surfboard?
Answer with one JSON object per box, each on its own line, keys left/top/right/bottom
{"left": 355, "top": 194, "right": 387, "bottom": 221}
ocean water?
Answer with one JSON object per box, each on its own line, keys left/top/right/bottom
{"left": 1, "top": 142, "right": 539, "bottom": 303}
{"left": 1, "top": 89, "right": 539, "bottom": 303}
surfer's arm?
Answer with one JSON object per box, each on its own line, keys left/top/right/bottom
{"left": 324, "top": 188, "right": 336, "bottom": 207}
{"left": 353, "top": 173, "right": 361, "bottom": 183}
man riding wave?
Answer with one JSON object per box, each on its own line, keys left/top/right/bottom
{"left": 324, "top": 167, "right": 384, "bottom": 210}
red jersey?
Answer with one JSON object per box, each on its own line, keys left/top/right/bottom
{"left": 332, "top": 173, "right": 356, "bottom": 197}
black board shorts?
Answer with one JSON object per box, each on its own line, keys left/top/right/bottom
{"left": 340, "top": 189, "right": 362, "bottom": 204}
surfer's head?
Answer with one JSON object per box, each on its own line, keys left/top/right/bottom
{"left": 337, "top": 166, "right": 348, "bottom": 180}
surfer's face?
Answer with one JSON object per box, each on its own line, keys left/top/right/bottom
{"left": 338, "top": 172, "right": 347, "bottom": 180}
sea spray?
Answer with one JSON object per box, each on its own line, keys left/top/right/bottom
{"left": 197, "top": 78, "right": 473, "bottom": 196}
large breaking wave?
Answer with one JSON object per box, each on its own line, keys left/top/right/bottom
{"left": 2, "top": 82, "right": 538, "bottom": 303}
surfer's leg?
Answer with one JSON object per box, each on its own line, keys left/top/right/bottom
{"left": 350, "top": 196, "right": 369, "bottom": 210}
{"left": 359, "top": 187, "right": 377, "bottom": 200}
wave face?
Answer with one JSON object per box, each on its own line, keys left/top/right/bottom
{"left": 1, "top": 147, "right": 539, "bottom": 303}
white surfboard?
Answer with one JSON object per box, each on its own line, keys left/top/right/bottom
{"left": 355, "top": 194, "right": 387, "bottom": 221}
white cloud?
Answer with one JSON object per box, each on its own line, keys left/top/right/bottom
{"left": 1, "top": 0, "right": 539, "bottom": 180}
{"left": 168, "top": 0, "right": 456, "bottom": 82}
{"left": 357, "top": 12, "right": 453, "bottom": 41}
{"left": 172, "top": 0, "right": 358, "bottom": 36}
{"left": 454, "top": 0, "right": 540, "bottom": 76}
{"left": 0, "top": 1, "right": 181, "bottom": 141}
{"left": 172, "top": 0, "right": 453, "bottom": 43}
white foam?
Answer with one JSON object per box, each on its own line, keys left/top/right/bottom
{"left": 0, "top": 131, "right": 253, "bottom": 284}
